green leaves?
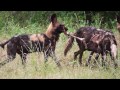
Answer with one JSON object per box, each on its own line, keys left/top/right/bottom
{"left": 0, "top": 11, "right": 119, "bottom": 38}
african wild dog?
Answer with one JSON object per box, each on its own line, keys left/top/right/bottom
{"left": 85, "top": 30, "right": 118, "bottom": 67}
{"left": 0, "top": 14, "right": 68, "bottom": 67}
{"left": 64, "top": 26, "right": 118, "bottom": 67}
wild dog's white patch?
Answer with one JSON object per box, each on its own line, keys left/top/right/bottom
{"left": 97, "top": 29, "right": 103, "bottom": 31}
{"left": 111, "top": 44, "right": 117, "bottom": 59}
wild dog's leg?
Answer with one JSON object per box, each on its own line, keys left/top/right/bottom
{"left": 85, "top": 51, "right": 94, "bottom": 66}
{"left": 110, "top": 52, "right": 118, "bottom": 68}
{"left": 74, "top": 50, "right": 80, "bottom": 60}
{"left": 76, "top": 39, "right": 85, "bottom": 65}
{"left": 93, "top": 53, "right": 100, "bottom": 64}
{"left": 50, "top": 48, "right": 61, "bottom": 68}
{"left": 42, "top": 51, "right": 49, "bottom": 69}
{"left": 73, "top": 50, "right": 80, "bottom": 67}
{"left": 44, "top": 48, "right": 61, "bottom": 68}
{"left": 53, "top": 52, "right": 61, "bottom": 67}
{"left": 93, "top": 46, "right": 102, "bottom": 65}
{"left": 43, "top": 40, "right": 52, "bottom": 65}
{"left": 101, "top": 51, "right": 106, "bottom": 67}
{"left": 20, "top": 53, "right": 27, "bottom": 65}
{"left": 43, "top": 50, "right": 49, "bottom": 64}
{"left": 48, "top": 42, "right": 61, "bottom": 68}
{"left": 79, "top": 50, "right": 84, "bottom": 65}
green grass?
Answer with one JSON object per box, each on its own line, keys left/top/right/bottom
{"left": 0, "top": 13, "right": 120, "bottom": 79}
{"left": 0, "top": 32, "right": 120, "bottom": 79}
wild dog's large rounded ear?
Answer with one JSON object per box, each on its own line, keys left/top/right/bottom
{"left": 50, "top": 13, "right": 57, "bottom": 25}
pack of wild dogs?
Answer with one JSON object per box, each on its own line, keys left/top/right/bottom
{"left": 0, "top": 14, "right": 119, "bottom": 68}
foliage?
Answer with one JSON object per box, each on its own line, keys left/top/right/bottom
{"left": 0, "top": 11, "right": 119, "bottom": 31}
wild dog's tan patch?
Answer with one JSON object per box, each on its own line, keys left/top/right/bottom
{"left": 30, "top": 34, "right": 45, "bottom": 42}
{"left": 45, "top": 22, "right": 60, "bottom": 38}
{"left": 45, "top": 23, "right": 53, "bottom": 38}
{"left": 90, "top": 34, "right": 104, "bottom": 44}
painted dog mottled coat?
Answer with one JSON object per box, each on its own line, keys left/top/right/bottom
{"left": 0, "top": 14, "right": 68, "bottom": 67}
{"left": 64, "top": 26, "right": 118, "bottom": 67}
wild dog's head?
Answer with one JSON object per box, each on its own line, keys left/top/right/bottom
{"left": 46, "top": 14, "right": 68, "bottom": 38}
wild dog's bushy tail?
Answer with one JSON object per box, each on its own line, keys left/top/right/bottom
{"left": 64, "top": 35, "right": 75, "bottom": 56}
{"left": 0, "top": 39, "right": 11, "bottom": 49}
